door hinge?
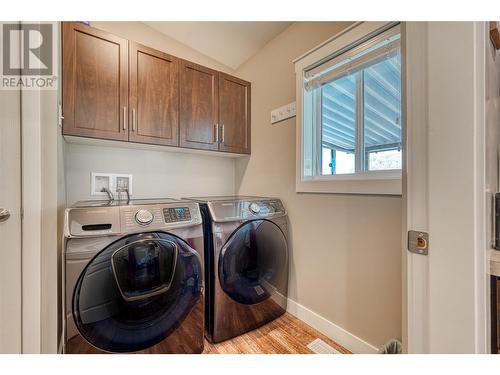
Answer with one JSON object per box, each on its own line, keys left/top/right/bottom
{"left": 408, "top": 230, "right": 429, "bottom": 255}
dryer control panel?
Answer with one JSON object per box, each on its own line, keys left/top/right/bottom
{"left": 241, "top": 200, "right": 285, "bottom": 219}
{"left": 206, "top": 199, "right": 286, "bottom": 223}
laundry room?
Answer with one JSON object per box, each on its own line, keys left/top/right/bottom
{"left": 2, "top": 2, "right": 500, "bottom": 372}
{"left": 51, "top": 19, "right": 404, "bottom": 355}
{"left": 51, "top": 22, "right": 401, "bottom": 352}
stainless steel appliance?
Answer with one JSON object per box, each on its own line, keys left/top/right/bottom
{"left": 63, "top": 199, "right": 204, "bottom": 353}
{"left": 184, "top": 196, "right": 289, "bottom": 343}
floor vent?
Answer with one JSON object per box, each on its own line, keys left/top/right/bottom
{"left": 307, "top": 338, "right": 341, "bottom": 354}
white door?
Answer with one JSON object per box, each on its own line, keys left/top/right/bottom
{"left": 404, "top": 22, "right": 488, "bottom": 353}
{"left": 0, "top": 54, "right": 22, "bottom": 351}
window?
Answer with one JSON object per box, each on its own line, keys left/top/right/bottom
{"left": 296, "top": 22, "right": 402, "bottom": 195}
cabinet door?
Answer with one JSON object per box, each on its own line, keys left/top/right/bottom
{"left": 129, "top": 42, "right": 179, "bottom": 146}
{"left": 62, "top": 22, "right": 128, "bottom": 141}
{"left": 179, "top": 61, "right": 219, "bottom": 151}
{"left": 218, "top": 73, "right": 251, "bottom": 154}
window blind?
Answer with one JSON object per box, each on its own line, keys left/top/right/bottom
{"left": 304, "top": 25, "right": 401, "bottom": 91}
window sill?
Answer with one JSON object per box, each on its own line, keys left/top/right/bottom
{"left": 296, "top": 171, "right": 402, "bottom": 195}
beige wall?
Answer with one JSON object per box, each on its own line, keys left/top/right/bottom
{"left": 234, "top": 22, "right": 402, "bottom": 348}
{"left": 91, "top": 22, "right": 235, "bottom": 74}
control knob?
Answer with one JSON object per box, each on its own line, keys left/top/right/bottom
{"left": 249, "top": 202, "right": 261, "bottom": 214}
{"left": 135, "top": 209, "right": 154, "bottom": 225}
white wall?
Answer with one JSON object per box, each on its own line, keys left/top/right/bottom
{"left": 64, "top": 143, "right": 235, "bottom": 204}
{"left": 40, "top": 89, "right": 59, "bottom": 353}
{"left": 423, "top": 22, "right": 487, "bottom": 353}
{"left": 19, "top": 21, "right": 61, "bottom": 353}
{"left": 234, "top": 22, "right": 402, "bottom": 350}
{"left": 56, "top": 119, "right": 66, "bottom": 353}
{"left": 22, "top": 65, "right": 59, "bottom": 352}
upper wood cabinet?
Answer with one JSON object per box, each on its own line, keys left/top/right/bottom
{"left": 129, "top": 42, "right": 179, "bottom": 146}
{"left": 180, "top": 61, "right": 219, "bottom": 151}
{"left": 62, "top": 22, "right": 129, "bottom": 141}
{"left": 219, "top": 73, "right": 251, "bottom": 154}
{"left": 62, "top": 22, "right": 251, "bottom": 155}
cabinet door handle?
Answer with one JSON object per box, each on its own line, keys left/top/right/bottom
{"left": 123, "top": 107, "right": 127, "bottom": 130}
{"left": 132, "top": 108, "right": 136, "bottom": 131}
{"left": 214, "top": 124, "right": 219, "bottom": 143}
{"left": 221, "top": 124, "right": 225, "bottom": 143}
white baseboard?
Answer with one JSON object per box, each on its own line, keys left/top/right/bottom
{"left": 287, "top": 298, "right": 378, "bottom": 354}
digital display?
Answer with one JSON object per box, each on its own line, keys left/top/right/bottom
{"left": 163, "top": 207, "right": 191, "bottom": 223}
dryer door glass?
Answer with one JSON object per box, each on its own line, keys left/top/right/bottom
{"left": 218, "top": 220, "right": 288, "bottom": 305}
{"left": 72, "top": 232, "right": 202, "bottom": 353}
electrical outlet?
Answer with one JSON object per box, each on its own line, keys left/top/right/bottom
{"left": 91, "top": 173, "right": 112, "bottom": 195}
{"left": 91, "top": 173, "right": 133, "bottom": 196}
{"left": 271, "top": 101, "right": 296, "bottom": 124}
{"left": 116, "top": 175, "right": 131, "bottom": 192}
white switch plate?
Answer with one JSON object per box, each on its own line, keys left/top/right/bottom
{"left": 271, "top": 101, "right": 296, "bottom": 124}
{"left": 91, "top": 172, "right": 133, "bottom": 196}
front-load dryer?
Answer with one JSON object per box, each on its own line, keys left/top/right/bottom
{"left": 183, "top": 196, "right": 289, "bottom": 343}
{"left": 63, "top": 199, "right": 204, "bottom": 353}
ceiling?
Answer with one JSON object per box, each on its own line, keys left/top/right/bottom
{"left": 144, "top": 22, "right": 292, "bottom": 70}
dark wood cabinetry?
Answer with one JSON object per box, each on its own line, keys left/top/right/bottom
{"left": 219, "top": 73, "right": 251, "bottom": 154}
{"left": 180, "top": 61, "right": 219, "bottom": 151}
{"left": 62, "top": 22, "right": 129, "bottom": 141}
{"left": 129, "top": 42, "right": 179, "bottom": 146}
{"left": 62, "top": 22, "right": 251, "bottom": 155}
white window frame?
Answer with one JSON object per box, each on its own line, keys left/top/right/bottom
{"left": 294, "top": 22, "right": 403, "bottom": 195}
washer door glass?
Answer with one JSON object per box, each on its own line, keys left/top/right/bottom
{"left": 73, "top": 232, "right": 202, "bottom": 353}
{"left": 218, "top": 220, "right": 288, "bottom": 305}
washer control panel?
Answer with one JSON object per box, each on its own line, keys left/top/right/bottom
{"left": 163, "top": 207, "right": 191, "bottom": 223}
{"left": 120, "top": 203, "right": 201, "bottom": 232}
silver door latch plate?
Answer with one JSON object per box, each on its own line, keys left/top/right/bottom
{"left": 408, "top": 230, "right": 429, "bottom": 255}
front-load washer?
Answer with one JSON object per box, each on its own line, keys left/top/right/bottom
{"left": 63, "top": 198, "right": 204, "bottom": 353}
{"left": 183, "top": 196, "right": 289, "bottom": 343}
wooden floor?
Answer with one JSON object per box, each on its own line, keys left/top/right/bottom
{"left": 203, "top": 313, "right": 350, "bottom": 354}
